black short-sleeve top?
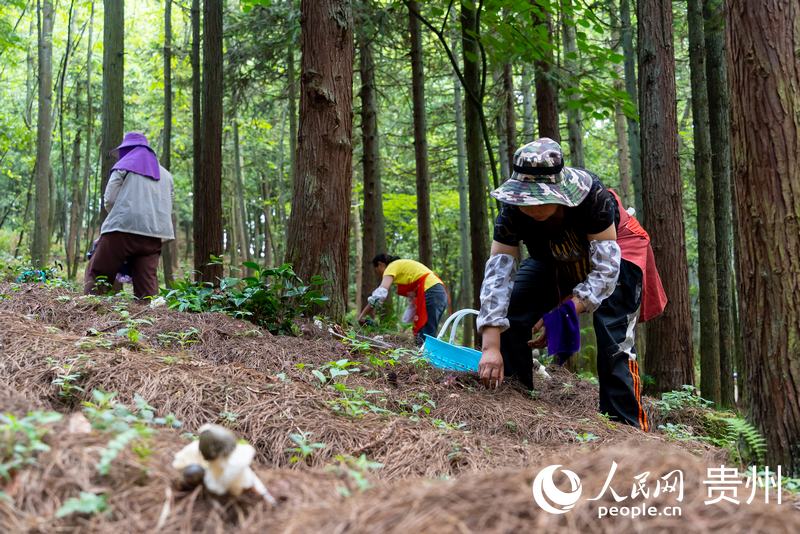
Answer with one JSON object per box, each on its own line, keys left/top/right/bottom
{"left": 492, "top": 173, "right": 620, "bottom": 287}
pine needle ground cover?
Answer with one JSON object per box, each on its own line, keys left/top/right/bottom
{"left": 1, "top": 285, "right": 797, "bottom": 532}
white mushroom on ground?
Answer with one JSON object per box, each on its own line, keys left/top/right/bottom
{"left": 172, "top": 424, "right": 276, "bottom": 505}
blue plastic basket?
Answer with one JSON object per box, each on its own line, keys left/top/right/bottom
{"left": 422, "top": 309, "right": 481, "bottom": 372}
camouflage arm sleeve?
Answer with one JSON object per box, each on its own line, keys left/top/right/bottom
{"left": 572, "top": 240, "right": 621, "bottom": 312}
{"left": 367, "top": 287, "right": 389, "bottom": 307}
{"left": 477, "top": 254, "right": 518, "bottom": 333}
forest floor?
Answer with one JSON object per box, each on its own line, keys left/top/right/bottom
{"left": 1, "top": 284, "right": 798, "bottom": 533}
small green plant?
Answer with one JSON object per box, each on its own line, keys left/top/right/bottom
{"left": 307, "top": 359, "right": 362, "bottom": 385}
{"left": 56, "top": 491, "right": 108, "bottom": 518}
{"left": 161, "top": 263, "right": 328, "bottom": 335}
{"left": 156, "top": 327, "right": 201, "bottom": 349}
{"left": 0, "top": 411, "right": 63, "bottom": 480}
{"left": 285, "top": 431, "right": 326, "bottom": 464}
{"left": 328, "top": 453, "right": 383, "bottom": 496}
{"left": 703, "top": 414, "right": 768, "bottom": 465}
{"left": 82, "top": 390, "right": 181, "bottom": 475}
{"left": 657, "top": 385, "right": 714, "bottom": 413}
{"left": 219, "top": 411, "right": 239, "bottom": 424}
{"left": 569, "top": 431, "right": 599, "bottom": 443}
{"left": 577, "top": 371, "right": 599, "bottom": 386}
{"left": 327, "top": 384, "right": 391, "bottom": 418}
{"left": 398, "top": 392, "right": 436, "bottom": 420}
{"left": 658, "top": 423, "right": 696, "bottom": 441}
{"left": 432, "top": 419, "right": 467, "bottom": 431}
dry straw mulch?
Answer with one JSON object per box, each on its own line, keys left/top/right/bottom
{"left": 1, "top": 285, "right": 796, "bottom": 533}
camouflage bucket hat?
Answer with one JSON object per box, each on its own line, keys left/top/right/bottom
{"left": 491, "top": 138, "right": 592, "bottom": 207}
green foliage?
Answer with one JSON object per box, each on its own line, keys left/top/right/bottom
{"left": 327, "top": 383, "right": 391, "bottom": 418}
{"left": 328, "top": 453, "right": 383, "bottom": 496}
{"left": 156, "top": 327, "right": 201, "bottom": 349}
{"left": 569, "top": 431, "right": 599, "bottom": 443}
{"left": 658, "top": 422, "right": 697, "bottom": 441}
{"left": 302, "top": 358, "right": 362, "bottom": 385}
{"left": 82, "top": 390, "right": 181, "bottom": 476}
{"left": 656, "top": 385, "right": 714, "bottom": 413}
{"left": 285, "top": 431, "right": 326, "bottom": 464}
{"left": 0, "top": 411, "right": 62, "bottom": 480}
{"left": 703, "top": 414, "right": 768, "bottom": 465}
{"left": 56, "top": 491, "right": 109, "bottom": 518}
{"left": 161, "top": 263, "right": 327, "bottom": 335}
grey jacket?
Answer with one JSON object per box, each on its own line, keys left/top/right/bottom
{"left": 101, "top": 166, "right": 175, "bottom": 241}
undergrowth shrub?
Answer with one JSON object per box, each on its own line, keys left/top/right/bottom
{"left": 161, "top": 262, "right": 327, "bottom": 335}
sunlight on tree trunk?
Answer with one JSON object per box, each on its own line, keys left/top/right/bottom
{"left": 32, "top": 0, "right": 54, "bottom": 268}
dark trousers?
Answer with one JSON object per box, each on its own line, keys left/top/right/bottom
{"left": 415, "top": 283, "right": 448, "bottom": 346}
{"left": 84, "top": 231, "right": 162, "bottom": 299}
{"left": 501, "top": 258, "right": 649, "bottom": 430}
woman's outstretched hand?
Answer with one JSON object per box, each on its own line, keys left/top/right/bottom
{"left": 479, "top": 347, "right": 504, "bottom": 389}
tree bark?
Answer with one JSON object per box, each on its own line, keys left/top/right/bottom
{"left": 99, "top": 0, "right": 123, "bottom": 222}
{"left": 74, "top": 0, "right": 95, "bottom": 278}
{"left": 688, "top": 0, "right": 721, "bottom": 403}
{"left": 451, "top": 18, "right": 472, "bottom": 346}
{"left": 194, "top": 0, "right": 223, "bottom": 283}
{"left": 66, "top": 131, "right": 82, "bottom": 279}
{"left": 32, "top": 0, "right": 54, "bottom": 268}
{"left": 521, "top": 66, "right": 534, "bottom": 141}
{"left": 561, "top": 0, "right": 584, "bottom": 167}
{"left": 232, "top": 107, "right": 251, "bottom": 266}
{"left": 285, "top": 0, "right": 354, "bottom": 320}
{"left": 532, "top": 1, "right": 559, "bottom": 141}
{"left": 162, "top": 0, "right": 176, "bottom": 287}
{"left": 620, "top": 0, "right": 643, "bottom": 217}
{"left": 461, "top": 0, "right": 490, "bottom": 314}
{"left": 408, "top": 0, "right": 433, "bottom": 267}
{"left": 704, "top": 0, "right": 736, "bottom": 408}
{"left": 190, "top": 0, "right": 201, "bottom": 265}
{"left": 357, "top": 11, "right": 386, "bottom": 308}
{"left": 728, "top": 0, "right": 800, "bottom": 475}
{"left": 608, "top": 0, "right": 632, "bottom": 206}
{"left": 638, "top": 0, "right": 695, "bottom": 393}
{"left": 502, "top": 62, "right": 516, "bottom": 170}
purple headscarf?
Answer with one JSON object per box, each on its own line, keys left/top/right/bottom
{"left": 111, "top": 132, "right": 161, "bottom": 180}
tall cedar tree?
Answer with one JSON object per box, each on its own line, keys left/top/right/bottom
{"left": 687, "top": 0, "right": 720, "bottom": 403}
{"left": 619, "top": 0, "right": 643, "bottom": 216}
{"left": 194, "top": 0, "right": 223, "bottom": 283}
{"left": 162, "top": 0, "right": 176, "bottom": 287}
{"left": 461, "top": 0, "right": 490, "bottom": 314}
{"left": 357, "top": 5, "right": 386, "bottom": 308}
{"left": 191, "top": 0, "right": 200, "bottom": 261}
{"left": 408, "top": 1, "right": 433, "bottom": 267}
{"left": 286, "top": 0, "right": 354, "bottom": 320}
{"left": 638, "top": 0, "right": 694, "bottom": 391}
{"left": 704, "top": 0, "right": 736, "bottom": 407}
{"left": 532, "top": 1, "right": 559, "bottom": 141}
{"left": 31, "top": 0, "right": 54, "bottom": 267}
{"left": 728, "top": 0, "right": 800, "bottom": 475}
{"left": 99, "top": 0, "right": 123, "bottom": 221}
{"left": 561, "top": 0, "right": 583, "bottom": 166}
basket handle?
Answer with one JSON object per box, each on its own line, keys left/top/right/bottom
{"left": 437, "top": 309, "right": 479, "bottom": 345}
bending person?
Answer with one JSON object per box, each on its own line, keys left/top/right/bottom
{"left": 476, "top": 138, "right": 666, "bottom": 430}
{"left": 85, "top": 132, "right": 175, "bottom": 299}
{"left": 358, "top": 254, "right": 448, "bottom": 346}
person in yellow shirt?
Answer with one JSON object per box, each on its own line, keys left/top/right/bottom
{"left": 357, "top": 254, "right": 448, "bottom": 345}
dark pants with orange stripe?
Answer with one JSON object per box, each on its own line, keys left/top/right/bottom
{"left": 501, "top": 258, "right": 648, "bottom": 430}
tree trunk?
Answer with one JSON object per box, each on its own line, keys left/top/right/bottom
{"left": 99, "top": 0, "right": 123, "bottom": 222}
{"left": 521, "top": 66, "right": 534, "bottom": 141}
{"left": 620, "top": 0, "right": 643, "bottom": 217}
{"left": 638, "top": 0, "right": 694, "bottom": 393}
{"left": 66, "top": 131, "right": 82, "bottom": 279}
{"left": 285, "top": 0, "right": 354, "bottom": 321}
{"left": 161, "top": 0, "right": 176, "bottom": 287}
{"left": 194, "top": 0, "right": 223, "bottom": 283}
{"left": 232, "top": 109, "right": 251, "bottom": 266}
{"left": 561, "top": 0, "right": 584, "bottom": 167}
{"left": 190, "top": 0, "right": 201, "bottom": 263}
{"left": 260, "top": 174, "right": 274, "bottom": 266}
{"left": 461, "top": 0, "right": 490, "bottom": 314}
{"left": 704, "top": 0, "right": 736, "bottom": 408}
{"left": 408, "top": 0, "right": 433, "bottom": 267}
{"left": 608, "top": 0, "right": 632, "bottom": 206}
{"left": 452, "top": 18, "right": 472, "bottom": 346}
{"left": 287, "top": 43, "right": 297, "bottom": 226}
{"left": 532, "top": 2, "right": 559, "bottom": 141}
{"left": 688, "top": 0, "right": 720, "bottom": 403}
{"left": 352, "top": 193, "right": 363, "bottom": 310}
{"left": 728, "top": 0, "right": 800, "bottom": 475}
{"left": 76, "top": 0, "right": 95, "bottom": 278}
{"left": 502, "top": 62, "right": 516, "bottom": 170}
{"left": 32, "top": 0, "right": 54, "bottom": 268}
{"left": 358, "top": 13, "right": 386, "bottom": 308}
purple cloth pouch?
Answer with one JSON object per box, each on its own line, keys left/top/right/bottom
{"left": 542, "top": 299, "right": 581, "bottom": 365}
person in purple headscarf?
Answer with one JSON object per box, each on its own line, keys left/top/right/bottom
{"left": 84, "top": 132, "right": 175, "bottom": 299}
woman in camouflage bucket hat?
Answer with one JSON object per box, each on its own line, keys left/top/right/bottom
{"left": 475, "top": 138, "right": 666, "bottom": 431}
